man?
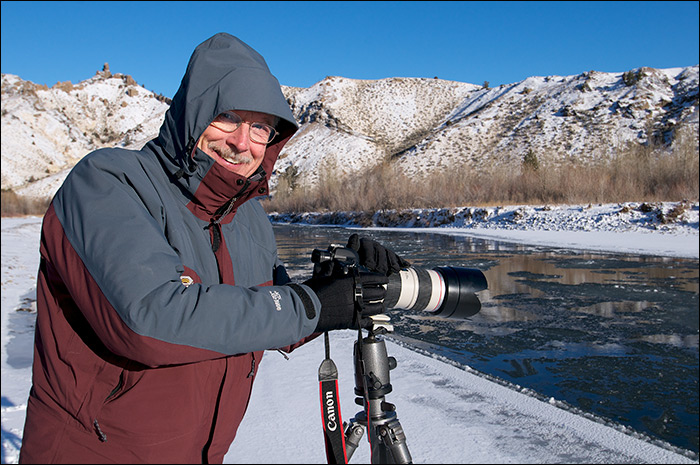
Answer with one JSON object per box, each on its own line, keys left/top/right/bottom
{"left": 19, "top": 33, "right": 406, "bottom": 463}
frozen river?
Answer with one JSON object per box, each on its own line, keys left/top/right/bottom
{"left": 272, "top": 224, "right": 699, "bottom": 454}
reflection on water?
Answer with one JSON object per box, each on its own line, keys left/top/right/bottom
{"left": 273, "top": 224, "right": 699, "bottom": 454}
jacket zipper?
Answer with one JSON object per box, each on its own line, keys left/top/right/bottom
{"left": 93, "top": 419, "right": 108, "bottom": 442}
{"left": 206, "top": 180, "right": 248, "bottom": 253}
{"left": 247, "top": 354, "right": 256, "bottom": 378}
{"left": 205, "top": 166, "right": 266, "bottom": 251}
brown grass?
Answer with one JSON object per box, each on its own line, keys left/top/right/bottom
{"left": 263, "top": 127, "right": 699, "bottom": 213}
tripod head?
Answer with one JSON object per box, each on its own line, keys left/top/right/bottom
{"left": 354, "top": 330, "right": 396, "bottom": 400}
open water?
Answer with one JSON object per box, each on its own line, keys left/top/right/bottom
{"left": 272, "top": 223, "right": 700, "bottom": 455}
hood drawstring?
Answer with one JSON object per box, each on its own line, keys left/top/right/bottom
{"left": 175, "top": 138, "right": 197, "bottom": 180}
{"left": 174, "top": 137, "right": 201, "bottom": 180}
{"left": 186, "top": 138, "right": 198, "bottom": 170}
{"left": 185, "top": 137, "right": 196, "bottom": 158}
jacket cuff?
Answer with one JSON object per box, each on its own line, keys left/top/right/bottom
{"left": 285, "top": 283, "right": 319, "bottom": 321}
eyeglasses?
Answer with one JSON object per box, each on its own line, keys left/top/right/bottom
{"left": 209, "top": 111, "right": 277, "bottom": 144}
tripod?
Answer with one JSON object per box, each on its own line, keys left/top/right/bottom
{"left": 342, "top": 328, "right": 412, "bottom": 464}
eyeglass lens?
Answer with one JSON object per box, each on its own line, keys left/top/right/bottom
{"left": 212, "top": 112, "right": 276, "bottom": 143}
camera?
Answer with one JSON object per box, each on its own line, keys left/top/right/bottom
{"left": 311, "top": 244, "right": 487, "bottom": 319}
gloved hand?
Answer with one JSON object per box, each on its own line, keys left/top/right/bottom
{"left": 346, "top": 233, "right": 410, "bottom": 276}
{"left": 304, "top": 271, "right": 388, "bottom": 333}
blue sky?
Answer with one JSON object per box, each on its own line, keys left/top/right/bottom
{"left": 1, "top": 1, "right": 698, "bottom": 98}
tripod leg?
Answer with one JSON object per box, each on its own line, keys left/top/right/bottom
{"left": 377, "top": 417, "right": 412, "bottom": 464}
{"left": 344, "top": 419, "right": 365, "bottom": 462}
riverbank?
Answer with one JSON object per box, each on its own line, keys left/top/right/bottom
{"left": 268, "top": 200, "right": 700, "bottom": 259}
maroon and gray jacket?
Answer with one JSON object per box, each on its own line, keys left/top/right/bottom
{"left": 19, "top": 33, "right": 321, "bottom": 464}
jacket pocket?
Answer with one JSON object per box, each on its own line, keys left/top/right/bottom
{"left": 93, "top": 360, "right": 221, "bottom": 446}
{"left": 104, "top": 370, "right": 125, "bottom": 404}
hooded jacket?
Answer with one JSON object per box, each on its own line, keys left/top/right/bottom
{"left": 19, "top": 33, "right": 321, "bottom": 464}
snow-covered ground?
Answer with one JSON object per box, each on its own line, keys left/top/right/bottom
{"left": 2, "top": 204, "right": 698, "bottom": 463}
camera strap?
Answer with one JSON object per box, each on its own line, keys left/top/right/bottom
{"left": 318, "top": 332, "right": 348, "bottom": 464}
{"left": 351, "top": 268, "right": 377, "bottom": 461}
{"left": 355, "top": 323, "right": 376, "bottom": 462}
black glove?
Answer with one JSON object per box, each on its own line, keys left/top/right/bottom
{"left": 347, "top": 233, "right": 410, "bottom": 276}
{"left": 304, "top": 271, "right": 388, "bottom": 333}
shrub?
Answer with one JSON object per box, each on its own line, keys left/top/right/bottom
{"left": 522, "top": 149, "right": 540, "bottom": 172}
{"left": 1, "top": 189, "right": 51, "bottom": 217}
{"left": 622, "top": 69, "right": 646, "bottom": 86}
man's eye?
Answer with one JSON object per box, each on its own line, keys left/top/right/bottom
{"left": 251, "top": 123, "right": 270, "bottom": 132}
{"left": 222, "top": 113, "right": 241, "bottom": 123}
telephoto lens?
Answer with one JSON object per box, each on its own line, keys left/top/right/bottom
{"left": 384, "top": 267, "right": 487, "bottom": 319}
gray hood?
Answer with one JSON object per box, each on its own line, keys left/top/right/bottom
{"left": 155, "top": 32, "right": 298, "bottom": 182}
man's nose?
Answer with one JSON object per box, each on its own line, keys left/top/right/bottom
{"left": 225, "top": 124, "right": 251, "bottom": 150}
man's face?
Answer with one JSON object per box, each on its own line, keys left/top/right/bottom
{"left": 196, "top": 110, "right": 276, "bottom": 179}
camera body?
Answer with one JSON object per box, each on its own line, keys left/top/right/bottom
{"left": 311, "top": 244, "right": 360, "bottom": 272}
{"left": 311, "top": 244, "right": 487, "bottom": 320}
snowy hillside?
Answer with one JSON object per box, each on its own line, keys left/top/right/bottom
{"left": 2, "top": 64, "right": 698, "bottom": 199}
{"left": 278, "top": 67, "right": 699, "bottom": 186}
{"left": 1, "top": 65, "right": 170, "bottom": 196}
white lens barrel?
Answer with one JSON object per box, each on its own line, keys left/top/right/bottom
{"left": 393, "top": 268, "right": 419, "bottom": 310}
{"left": 390, "top": 268, "right": 446, "bottom": 313}
{"left": 423, "top": 269, "right": 446, "bottom": 313}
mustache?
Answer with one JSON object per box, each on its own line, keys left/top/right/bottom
{"left": 209, "top": 142, "right": 253, "bottom": 164}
